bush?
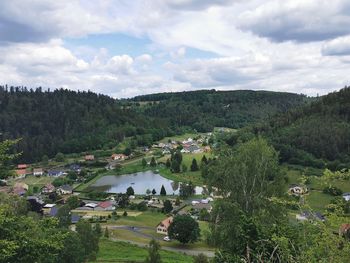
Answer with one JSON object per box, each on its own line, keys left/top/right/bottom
{"left": 323, "top": 186, "right": 343, "bottom": 196}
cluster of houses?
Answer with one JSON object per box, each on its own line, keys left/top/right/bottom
{"left": 152, "top": 137, "right": 211, "bottom": 155}
{"left": 11, "top": 182, "right": 74, "bottom": 197}
{"left": 156, "top": 197, "right": 214, "bottom": 236}
{"left": 14, "top": 164, "right": 44, "bottom": 178}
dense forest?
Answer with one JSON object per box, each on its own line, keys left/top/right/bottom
{"left": 129, "top": 90, "right": 308, "bottom": 131}
{"left": 0, "top": 86, "right": 307, "bottom": 163}
{"left": 0, "top": 86, "right": 172, "bottom": 162}
{"left": 229, "top": 86, "right": 350, "bottom": 170}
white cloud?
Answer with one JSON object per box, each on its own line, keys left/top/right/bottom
{"left": 237, "top": 0, "right": 350, "bottom": 43}
{"left": 0, "top": 0, "right": 349, "bottom": 97}
{"left": 322, "top": 36, "right": 350, "bottom": 56}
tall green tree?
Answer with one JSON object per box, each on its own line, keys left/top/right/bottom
{"left": 145, "top": 239, "right": 162, "bottom": 263}
{"left": 207, "top": 138, "right": 285, "bottom": 260}
{"left": 168, "top": 215, "right": 200, "bottom": 244}
{"left": 126, "top": 186, "right": 134, "bottom": 196}
{"left": 190, "top": 158, "right": 199, "bottom": 171}
{"left": 150, "top": 157, "right": 157, "bottom": 167}
{"left": 142, "top": 158, "right": 147, "bottom": 168}
{"left": 0, "top": 139, "right": 20, "bottom": 179}
{"left": 160, "top": 185, "right": 167, "bottom": 196}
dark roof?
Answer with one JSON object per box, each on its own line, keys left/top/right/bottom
{"left": 49, "top": 206, "right": 59, "bottom": 217}
{"left": 71, "top": 214, "right": 80, "bottom": 224}
{"left": 48, "top": 170, "right": 63, "bottom": 176}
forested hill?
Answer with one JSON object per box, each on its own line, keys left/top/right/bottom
{"left": 0, "top": 87, "right": 307, "bottom": 162}
{"left": 248, "top": 86, "right": 350, "bottom": 169}
{"left": 128, "top": 90, "right": 308, "bottom": 131}
{"left": 0, "top": 87, "right": 171, "bottom": 162}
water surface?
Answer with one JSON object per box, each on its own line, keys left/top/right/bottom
{"left": 89, "top": 170, "right": 203, "bottom": 195}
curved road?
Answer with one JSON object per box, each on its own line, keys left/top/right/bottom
{"left": 107, "top": 225, "right": 215, "bottom": 257}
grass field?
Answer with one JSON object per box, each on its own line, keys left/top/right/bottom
{"left": 10, "top": 175, "right": 54, "bottom": 188}
{"left": 90, "top": 239, "right": 193, "bottom": 263}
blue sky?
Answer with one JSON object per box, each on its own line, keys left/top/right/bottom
{"left": 0, "top": 0, "right": 349, "bottom": 98}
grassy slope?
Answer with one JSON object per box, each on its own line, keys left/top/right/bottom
{"left": 91, "top": 239, "right": 192, "bottom": 263}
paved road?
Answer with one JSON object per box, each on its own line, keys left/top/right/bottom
{"left": 107, "top": 225, "right": 215, "bottom": 257}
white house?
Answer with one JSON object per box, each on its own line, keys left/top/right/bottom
{"left": 156, "top": 216, "right": 173, "bottom": 235}
{"left": 57, "top": 185, "right": 73, "bottom": 195}
{"left": 33, "top": 168, "right": 44, "bottom": 176}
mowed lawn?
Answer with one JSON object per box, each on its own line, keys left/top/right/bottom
{"left": 11, "top": 175, "right": 54, "bottom": 188}
{"left": 90, "top": 239, "right": 193, "bottom": 263}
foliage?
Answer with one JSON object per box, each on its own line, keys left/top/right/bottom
{"left": 207, "top": 138, "right": 286, "bottom": 260}
{"left": 126, "top": 186, "right": 135, "bottom": 196}
{"left": 190, "top": 158, "right": 199, "bottom": 171}
{"left": 145, "top": 239, "right": 162, "bottom": 263}
{"left": 0, "top": 87, "right": 173, "bottom": 162}
{"left": 150, "top": 157, "right": 157, "bottom": 167}
{"left": 168, "top": 215, "right": 200, "bottom": 244}
{"left": 160, "top": 185, "right": 167, "bottom": 196}
{"left": 76, "top": 220, "right": 100, "bottom": 261}
{"left": 244, "top": 87, "right": 350, "bottom": 169}
{"left": 163, "top": 200, "right": 173, "bottom": 213}
{"left": 193, "top": 253, "right": 209, "bottom": 263}
{"left": 0, "top": 139, "right": 20, "bottom": 179}
{"left": 132, "top": 89, "right": 306, "bottom": 132}
{"left": 142, "top": 158, "right": 147, "bottom": 168}
{"left": 0, "top": 193, "right": 95, "bottom": 263}
{"left": 323, "top": 186, "right": 343, "bottom": 196}
{"left": 55, "top": 152, "right": 65, "bottom": 162}
{"left": 66, "top": 196, "right": 80, "bottom": 209}
{"left": 179, "top": 182, "right": 195, "bottom": 198}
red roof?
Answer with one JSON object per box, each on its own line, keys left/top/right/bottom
{"left": 158, "top": 216, "right": 173, "bottom": 229}
{"left": 98, "top": 201, "right": 112, "bottom": 209}
{"left": 17, "top": 164, "right": 27, "bottom": 169}
{"left": 15, "top": 169, "right": 27, "bottom": 176}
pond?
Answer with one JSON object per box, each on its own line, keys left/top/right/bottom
{"left": 88, "top": 170, "right": 204, "bottom": 195}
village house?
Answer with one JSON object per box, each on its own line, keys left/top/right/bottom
{"left": 94, "top": 201, "right": 115, "bottom": 211}
{"left": 15, "top": 169, "right": 28, "bottom": 178}
{"left": 17, "top": 164, "right": 28, "bottom": 169}
{"left": 156, "top": 216, "right": 173, "bottom": 235}
{"left": 41, "top": 183, "right": 56, "bottom": 194}
{"left": 47, "top": 170, "right": 64, "bottom": 177}
{"left": 111, "top": 153, "right": 126, "bottom": 161}
{"left": 57, "top": 184, "right": 73, "bottom": 195}
{"left": 289, "top": 184, "right": 307, "bottom": 196}
{"left": 33, "top": 168, "right": 44, "bottom": 176}
{"left": 69, "top": 164, "right": 81, "bottom": 173}
{"left": 84, "top": 155, "right": 95, "bottom": 161}
{"left": 43, "top": 204, "right": 56, "bottom": 215}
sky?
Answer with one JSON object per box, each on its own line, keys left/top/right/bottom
{"left": 0, "top": 0, "right": 349, "bottom": 98}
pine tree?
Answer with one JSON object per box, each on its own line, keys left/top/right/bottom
{"left": 145, "top": 239, "right": 162, "bottom": 263}
{"left": 150, "top": 157, "right": 157, "bottom": 167}
{"left": 191, "top": 158, "right": 199, "bottom": 171}
{"left": 104, "top": 227, "right": 109, "bottom": 238}
{"left": 142, "top": 158, "right": 147, "bottom": 168}
{"left": 160, "top": 185, "right": 167, "bottom": 196}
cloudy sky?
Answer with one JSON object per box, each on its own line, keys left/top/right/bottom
{"left": 0, "top": 0, "right": 349, "bottom": 98}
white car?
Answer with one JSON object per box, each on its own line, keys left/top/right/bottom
{"left": 163, "top": 236, "right": 171, "bottom": 242}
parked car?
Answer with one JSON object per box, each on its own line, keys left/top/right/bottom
{"left": 163, "top": 236, "right": 171, "bottom": 242}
